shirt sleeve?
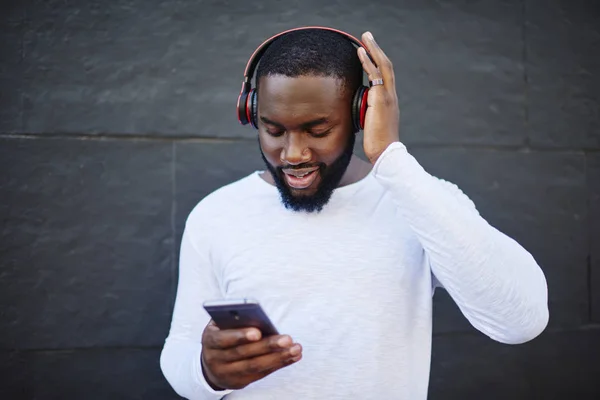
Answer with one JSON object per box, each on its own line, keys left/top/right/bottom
{"left": 372, "top": 142, "right": 549, "bottom": 345}
{"left": 160, "top": 219, "right": 234, "bottom": 399}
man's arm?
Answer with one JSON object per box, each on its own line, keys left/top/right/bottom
{"left": 356, "top": 30, "right": 548, "bottom": 344}
{"left": 160, "top": 224, "right": 234, "bottom": 399}
{"left": 160, "top": 213, "right": 302, "bottom": 399}
{"left": 372, "top": 142, "right": 549, "bottom": 344}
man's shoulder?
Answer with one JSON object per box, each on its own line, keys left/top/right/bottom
{"left": 186, "top": 171, "right": 264, "bottom": 223}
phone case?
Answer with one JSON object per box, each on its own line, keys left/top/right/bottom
{"left": 203, "top": 301, "right": 279, "bottom": 336}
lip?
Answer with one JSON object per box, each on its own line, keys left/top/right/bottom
{"left": 282, "top": 168, "right": 320, "bottom": 189}
{"left": 282, "top": 166, "right": 320, "bottom": 176}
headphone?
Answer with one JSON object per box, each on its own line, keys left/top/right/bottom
{"left": 236, "top": 26, "right": 376, "bottom": 133}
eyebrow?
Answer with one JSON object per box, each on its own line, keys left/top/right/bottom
{"left": 260, "top": 116, "right": 330, "bottom": 130}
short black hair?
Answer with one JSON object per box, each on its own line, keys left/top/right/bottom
{"left": 255, "top": 29, "right": 363, "bottom": 96}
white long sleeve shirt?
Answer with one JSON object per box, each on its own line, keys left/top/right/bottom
{"left": 160, "top": 142, "right": 549, "bottom": 399}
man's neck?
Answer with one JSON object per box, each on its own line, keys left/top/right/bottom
{"left": 337, "top": 155, "right": 372, "bottom": 188}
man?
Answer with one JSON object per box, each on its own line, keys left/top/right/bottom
{"left": 160, "top": 28, "right": 549, "bottom": 399}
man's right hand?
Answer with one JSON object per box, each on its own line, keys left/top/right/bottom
{"left": 201, "top": 321, "right": 303, "bottom": 390}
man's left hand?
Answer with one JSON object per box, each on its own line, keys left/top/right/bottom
{"left": 357, "top": 31, "right": 401, "bottom": 165}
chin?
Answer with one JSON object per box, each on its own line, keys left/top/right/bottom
{"left": 288, "top": 186, "right": 319, "bottom": 198}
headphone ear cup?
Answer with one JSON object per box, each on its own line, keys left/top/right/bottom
{"left": 237, "top": 92, "right": 249, "bottom": 125}
{"left": 352, "top": 86, "right": 369, "bottom": 132}
{"left": 250, "top": 89, "right": 258, "bottom": 129}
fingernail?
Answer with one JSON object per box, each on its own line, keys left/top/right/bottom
{"left": 246, "top": 329, "right": 260, "bottom": 341}
{"left": 366, "top": 31, "right": 374, "bottom": 41}
{"left": 277, "top": 336, "right": 291, "bottom": 347}
{"left": 290, "top": 344, "right": 301, "bottom": 356}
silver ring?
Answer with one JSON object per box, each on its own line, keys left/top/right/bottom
{"left": 369, "top": 78, "right": 384, "bottom": 87}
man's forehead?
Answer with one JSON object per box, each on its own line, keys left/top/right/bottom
{"left": 258, "top": 74, "right": 346, "bottom": 106}
{"left": 259, "top": 74, "right": 345, "bottom": 92}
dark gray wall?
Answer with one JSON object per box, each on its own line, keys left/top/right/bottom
{"left": 1, "top": 0, "right": 598, "bottom": 399}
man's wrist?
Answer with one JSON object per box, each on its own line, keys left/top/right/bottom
{"left": 371, "top": 141, "right": 407, "bottom": 170}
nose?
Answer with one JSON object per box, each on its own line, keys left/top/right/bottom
{"left": 280, "top": 133, "right": 311, "bottom": 165}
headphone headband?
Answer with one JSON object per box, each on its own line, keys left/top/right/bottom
{"left": 237, "top": 26, "right": 375, "bottom": 130}
{"left": 242, "top": 26, "right": 374, "bottom": 84}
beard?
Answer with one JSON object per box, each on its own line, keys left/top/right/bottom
{"left": 259, "top": 133, "right": 356, "bottom": 213}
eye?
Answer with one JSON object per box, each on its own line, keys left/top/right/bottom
{"left": 266, "top": 129, "right": 284, "bottom": 137}
{"left": 309, "top": 128, "right": 332, "bottom": 138}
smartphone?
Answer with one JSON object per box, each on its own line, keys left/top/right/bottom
{"left": 203, "top": 298, "right": 279, "bottom": 336}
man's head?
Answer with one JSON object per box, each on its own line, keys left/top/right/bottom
{"left": 255, "top": 29, "right": 363, "bottom": 213}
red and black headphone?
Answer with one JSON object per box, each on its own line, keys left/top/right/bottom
{"left": 236, "top": 26, "right": 376, "bottom": 133}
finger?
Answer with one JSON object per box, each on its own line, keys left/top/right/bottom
{"left": 361, "top": 31, "right": 395, "bottom": 88}
{"left": 220, "top": 335, "right": 294, "bottom": 363}
{"left": 204, "top": 327, "right": 262, "bottom": 350}
{"left": 357, "top": 47, "right": 382, "bottom": 82}
{"left": 257, "top": 353, "right": 303, "bottom": 378}
{"left": 224, "top": 344, "right": 303, "bottom": 376}
{"left": 205, "top": 320, "right": 219, "bottom": 333}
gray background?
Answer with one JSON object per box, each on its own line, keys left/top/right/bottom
{"left": 1, "top": 0, "right": 599, "bottom": 399}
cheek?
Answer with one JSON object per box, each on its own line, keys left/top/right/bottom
{"left": 310, "top": 131, "right": 352, "bottom": 163}
{"left": 259, "top": 133, "right": 283, "bottom": 164}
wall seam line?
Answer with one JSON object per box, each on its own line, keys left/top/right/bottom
{"left": 170, "top": 141, "right": 177, "bottom": 312}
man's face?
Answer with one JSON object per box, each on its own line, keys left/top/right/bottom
{"left": 257, "top": 74, "right": 355, "bottom": 213}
